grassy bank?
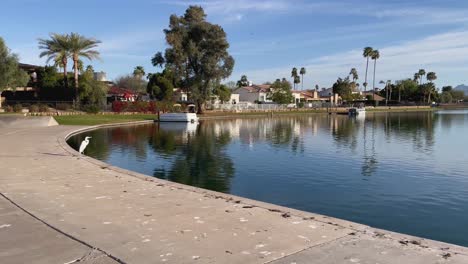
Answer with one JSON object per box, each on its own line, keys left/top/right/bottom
{"left": 54, "top": 114, "right": 156, "bottom": 126}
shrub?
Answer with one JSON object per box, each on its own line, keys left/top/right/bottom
{"left": 82, "top": 104, "right": 101, "bottom": 114}
{"left": 3, "top": 105, "right": 13, "bottom": 112}
{"left": 56, "top": 103, "right": 72, "bottom": 111}
{"left": 13, "top": 104, "right": 23, "bottom": 113}
{"left": 111, "top": 101, "right": 160, "bottom": 113}
{"left": 38, "top": 104, "right": 49, "bottom": 112}
{"left": 29, "top": 104, "right": 39, "bottom": 113}
{"left": 112, "top": 101, "right": 127, "bottom": 112}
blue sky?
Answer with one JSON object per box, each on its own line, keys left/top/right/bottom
{"left": 2, "top": 0, "right": 468, "bottom": 88}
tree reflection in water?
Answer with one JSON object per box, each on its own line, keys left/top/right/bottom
{"left": 151, "top": 123, "right": 235, "bottom": 193}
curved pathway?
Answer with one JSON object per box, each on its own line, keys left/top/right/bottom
{"left": 1, "top": 124, "right": 468, "bottom": 263}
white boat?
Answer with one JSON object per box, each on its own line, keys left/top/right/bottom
{"left": 348, "top": 107, "right": 366, "bottom": 116}
{"left": 159, "top": 113, "right": 198, "bottom": 123}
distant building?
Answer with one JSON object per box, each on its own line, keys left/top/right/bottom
{"left": 319, "top": 88, "right": 334, "bottom": 97}
{"left": 93, "top": 71, "right": 107, "bottom": 82}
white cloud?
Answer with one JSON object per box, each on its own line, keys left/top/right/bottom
{"left": 167, "top": 0, "right": 290, "bottom": 13}
{"left": 166, "top": 0, "right": 468, "bottom": 27}
{"left": 238, "top": 30, "right": 468, "bottom": 88}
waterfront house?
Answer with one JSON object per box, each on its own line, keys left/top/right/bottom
{"left": 234, "top": 84, "right": 273, "bottom": 103}
{"left": 362, "top": 91, "right": 385, "bottom": 102}
{"left": 292, "top": 90, "right": 328, "bottom": 103}
{"left": 173, "top": 88, "right": 189, "bottom": 102}
{"left": 107, "top": 86, "right": 138, "bottom": 102}
{"left": 210, "top": 93, "right": 240, "bottom": 105}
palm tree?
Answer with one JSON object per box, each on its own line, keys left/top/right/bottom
{"left": 426, "top": 72, "right": 437, "bottom": 103}
{"left": 396, "top": 80, "right": 404, "bottom": 103}
{"left": 418, "top": 69, "right": 426, "bottom": 85}
{"left": 371, "top": 49, "right": 380, "bottom": 100}
{"left": 413, "top": 73, "right": 420, "bottom": 83}
{"left": 426, "top": 72, "right": 437, "bottom": 83}
{"left": 362, "top": 47, "right": 373, "bottom": 92}
{"left": 294, "top": 75, "right": 301, "bottom": 90}
{"left": 38, "top": 33, "right": 70, "bottom": 88}
{"left": 299, "top": 67, "right": 306, "bottom": 90}
{"left": 68, "top": 33, "right": 101, "bottom": 102}
{"left": 380, "top": 80, "right": 387, "bottom": 105}
{"left": 349, "top": 68, "right": 358, "bottom": 84}
{"left": 133, "top": 66, "right": 145, "bottom": 80}
{"left": 291, "top": 67, "right": 298, "bottom": 89}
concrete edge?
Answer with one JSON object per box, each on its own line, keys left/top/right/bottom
{"left": 57, "top": 121, "right": 468, "bottom": 257}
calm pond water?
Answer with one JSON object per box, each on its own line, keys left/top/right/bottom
{"left": 68, "top": 110, "right": 468, "bottom": 246}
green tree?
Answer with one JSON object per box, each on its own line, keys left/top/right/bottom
{"left": 154, "top": 6, "right": 234, "bottom": 114}
{"left": 0, "top": 38, "right": 29, "bottom": 97}
{"left": 332, "top": 77, "right": 354, "bottom": 101}
{"left": 133, "top": 66, "right": 145, "bottom": 80}
{"left": 147, "top": 70, "right": 174, "bottom": 101}
{"left": 115, "top": 74, "right": 148, "bottom": 93}
{"left": 400, "top": 79, "right": 420, "bottom": 102}
{"left": 442, "top": 86, "right": 453, "bottom": 92}
{"left": 371, "top": 49, "right": 380, "bottom": 100}
{"left": 269, "top": 78, "right": 293, "bottom": 104}
{"left": 299, "top": 67, "right": 306, "bottom": 90}
{"left": 38, "top": 33, "right": 70, "bottom": 88}
{"left": 68, "top": 32, "right": 101, "bottom": 102}
{"left": 362, "top": 47, "right": 373, "bottom": 92}
{"left": 36, "top": 66, "right": 74, "bottom": 100}
{"left": 78, "top": 66, "right": 107, "bottom": 106}
{"left": 440, "top": 92, "right": 453, "bottom": 103}
{"left": 236, "top": 75, "right": 249, "bottom": 87}
{"left": 451, "top": 90, "right": 465, "bottom": 102}
{"left": 213, "top": 84, "right": 231, "bottom": 103}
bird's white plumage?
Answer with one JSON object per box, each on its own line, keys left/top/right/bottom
{"left": 79, "top": 136, "right": 92, "bottom": 154}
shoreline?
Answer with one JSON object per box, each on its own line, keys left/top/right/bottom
{"left": 2, "top": 120, "right": 468, "bottom": 263}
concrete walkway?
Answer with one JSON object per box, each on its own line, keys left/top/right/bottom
{"left": 1, "top": 124, "right": 468, "bottom": 263}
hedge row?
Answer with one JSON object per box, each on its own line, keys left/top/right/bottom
{"left": 111, "top": 101, "right": 178, "bottom": 113}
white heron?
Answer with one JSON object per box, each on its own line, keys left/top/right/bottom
{"left": 79, "top": 136, "right": 92, "bottom": 154}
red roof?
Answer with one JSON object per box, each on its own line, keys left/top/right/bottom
{"left": 238, "top": 84, "right": 271, "bottom": 93}
{"left": 108, "top": 86, "right": 137, "bottom": 96}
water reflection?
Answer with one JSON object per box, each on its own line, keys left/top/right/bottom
{"left": 151, "top": 122, "right": 235, "bottom": 192}
{"left": 69, "top": 112, "right": 441, "bottom": 180}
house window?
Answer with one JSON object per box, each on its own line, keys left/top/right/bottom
{"left": 260, "top": 95, "right": 265, "bottom": 101}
